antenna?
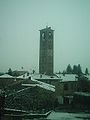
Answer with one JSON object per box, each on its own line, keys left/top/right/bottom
{"left": 46, "top": 22, "right": 48, "bottom": 28}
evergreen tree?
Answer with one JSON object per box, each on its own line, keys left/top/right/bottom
{"left": 62, "top": 70, "right": 66, "bottom": 76}
{"left": 77, "top": 64, "right": 82, "bottom": 75}
{"left": 8, "top": 68, "right": 12, "bottom": 75}
{"left": 72, "top": 65, "right": 78, "bottom": 74}
{"left": 85, "top": 68, "right": 89, "bottom": 75}
{"left": 78, "top": 75, "right": 90, "bottom": 92}
{"left": 66, "top": 64, "right": 72, "bottom": 74}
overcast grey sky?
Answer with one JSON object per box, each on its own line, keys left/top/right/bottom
{"left": 0, "top": 0, "right": 90, "bottom": 73}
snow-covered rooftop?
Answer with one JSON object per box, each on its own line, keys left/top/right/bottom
{"left": 22, "top": 77, "right": 55, "bottom": 92}
{"left": 0, "top": 74, "right": 14, "bottom": 78}
{"left": 30, "top": 73, "right": 78, "bottom": 82}
{"left": 74, "top": 92, "right": 90, "bottom": 97}
{"left": 58, "top": 74, "right": 78, "bottom": 82}
{"left": 17, "top": 73, "right": 30, "bottom": 79}
{"left": 22, "top": 73, "right": 77, "bottom": 83}
{"left": 31, "top": 73, "right": 60, "bottom": 80}
{"left": 0, "top": 73, "right": 78, "bottom": 83}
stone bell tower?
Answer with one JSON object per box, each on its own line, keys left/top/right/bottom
{"left": 39, "top": 26, "right": 54, "bottom": 75}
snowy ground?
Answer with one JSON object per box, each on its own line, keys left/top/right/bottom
{"left": 47, "top": 111, "right": 90, "bottom": 120}
{"left": 23, "top": 111, "right": 90, "bottom": 120}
